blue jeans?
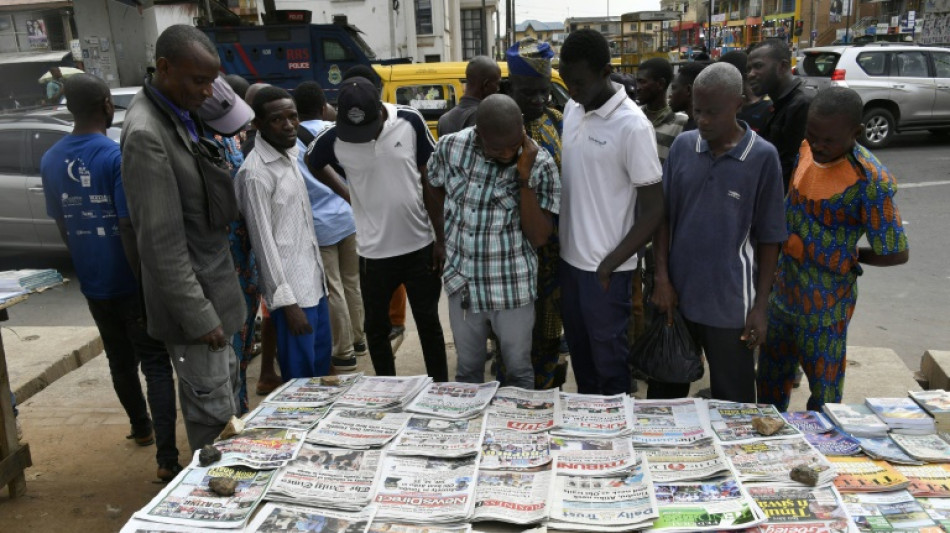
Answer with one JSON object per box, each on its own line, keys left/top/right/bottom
{"left": 272, "top": 297, "right": 332, "bottom": 379}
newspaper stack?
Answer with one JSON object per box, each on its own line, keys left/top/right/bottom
{"left": 649, "top": 474, "right": 767, "bottom": 531}
{"left": 854, "top": 435, "right": 924, "bottom": 465}
{"left": 720, "top": 436, "right": 836, "bottom": 486}
{"left": 553, "top": 393, "right": 634, "bottom": 437}
{"left": 550, "top": 436, "right": 641, "bottom": 477}
{"left": 829, "top": 456, "right": 911, "bottom": 492}
{"left": 472, "top": 467, "right": 554, "bottom": 524}
{"left": 630, "top": 398, "right": 714, "bottom": 446}
{"left": 335, "top": 375, "right": 432, "bottom": 410}
{"left": 262, "top": 374, "right": 362, "bottom": 406}
{"left": 214, "top": 427, "right": 307, "bottom": 469}
{"left": 890, "top": 432, "right": 950, "bottom": 462}
{"left": 265, "top": 444, "right": 383, "bottom": 510}
{"left": 243, "top": 404, "right": 330, "bottom": 431}
{"left": 307, "top": 409, "right": 412, "bottom": 449}
{"left": 909, "top": 389, "right": 950, "bottom": 431}
{"left": 547, "top": 455, "right": 659, "bottom": 532}
{"left": 840, "top": 490, "right": 942, "bottom": 530}
{"left": 373, "top": 455, "right": 479, "bottom": 523}
{"left": 480, "top": 429, "right": 552, "bottom": 470}
{"left": 822, "top": 403, "right": 889, "bottom": 438}
{"left": 405, "top": 381, "right": 499, "bottom": 419}
{"left": 368, "top": 524, "right": 472, "bottom": 533}
{"left": 707, "top": 401, "right": 800, "bottom": 443}
{"left": 893, "top": 464, "right": 950, "bottom": 497}
{"left": 246, "top": 502, "right": 377, "bottom": 533}
{"left": 641, "top": 441, "right": 731, "bottom": 482}
{"left": 865, "top": 397, "right": 936, "bottom": 435}
{"left": 389, "top": 415, "right": 487, "bottom": 458}
{"left": 743, "top": 484, "right": 856, "bottom": 533}
{"left": 485, "top": 387, "right": 560, "bottom": 433}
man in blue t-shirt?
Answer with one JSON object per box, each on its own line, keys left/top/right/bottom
{"left": 40, "top": 74, "right": 181, "bottom": 482}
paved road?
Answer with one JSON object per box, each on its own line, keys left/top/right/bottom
{"left": 2, "top": 132, "right": 948, "bottom": 371}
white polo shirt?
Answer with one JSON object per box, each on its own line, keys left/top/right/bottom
{"left": 559, "top": 82, "right": 663, "bottom": 272}
{"left": 307, "top": 103, "right": 436, "bottom": 259}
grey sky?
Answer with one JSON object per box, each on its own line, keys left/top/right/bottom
{"left": 512, "top": 0, "right": 661, "bottom": 24}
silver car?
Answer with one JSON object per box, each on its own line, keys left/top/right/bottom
{"left": 799, "top": 43, "right": 950, "bottom": 148}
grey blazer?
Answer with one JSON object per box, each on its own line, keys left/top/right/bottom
{"left": 120, "top": 82, "right": 245, "bottom": 344}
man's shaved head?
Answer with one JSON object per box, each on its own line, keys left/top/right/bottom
{"left": 465, "top": 56, "right": 502, "bottom": 99}
{"left": 65, "top": 73, "right": 110, "bottom": 121}
{"left": 475, "top": 93, "right": 523, "bottom": 135}
{"left": 244, "top": 83, "right": 270, "bottom": 106}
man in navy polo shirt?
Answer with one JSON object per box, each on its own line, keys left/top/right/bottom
{"left": 650, "top": 62, "right": 787, "bottom": 402}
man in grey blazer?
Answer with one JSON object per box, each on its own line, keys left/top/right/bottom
{"left": 120, "top": 25, "right": 246, "bottom": 451}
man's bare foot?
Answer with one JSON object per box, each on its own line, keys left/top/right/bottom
{"left": 256, "top": 376, "right": 283, "bottom": 395}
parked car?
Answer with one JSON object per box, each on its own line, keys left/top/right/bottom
{"left": 58, "top": 86, "right": 141, "bottom": 111}
{"left": 798, "top": 43, "right": 950, "bottom": 147}
{"left": 0, "top": 112, "right": 121, "bottom": 251}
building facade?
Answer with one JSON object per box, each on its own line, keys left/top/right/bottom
{"left": 513, "top": 19, "right": 565, "bottom": 54}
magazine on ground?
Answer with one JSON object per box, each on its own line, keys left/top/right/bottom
{"left": 829, "top": 456, "right": 910, "bottom": 492}
{"left": 388, "top": 414, "right": 487, "bottom": 458}
{"left": 213, "top": 427, "right": 306, "bottom": 470}
{"left": 472, "top": 467, "right": 555, "bottom": 524}
{"left": 334, "top": 375, "right": 432, "bottom": 410}
{"left": 479, "top": 429, "right": 551, "bottom": 470}
{"left": 708, "top": 401, "right": 800, "bottom": 443}
{"left": 242, "top": 404, "right": 330, "bottom": 431}
{"left": 553, "top": 393, "right": 634, "bottom": 437}
{"left": 485, "top": 387, "right": 560, "bottom": 433}
{"left": 264, "top": 443, "right": 383, "bottom": 510}
{"left": 405, "top": 381, "right": 499, "bottom": 419}
{"left": 306, "top": 409, "right": 412, "bottom": 449}
{"left": 262, "top": 374, "right": 362, "bottom": 406}
{"left": 821, "top": 404, "right": 889, "bottom": 438}
{"left": 839, "top": 490, "right": 943, "bottom": 532}
{"left": 629, "top": 398, "right": 715, "bottom": 446}
{"left": 245, "top": 502, "right": 376, "bottom": 533}
{"left": 647, "top": 474, "right": 767, "bottom": 532}
{"left": 373, "top": 455, "right": 479, "bottom": 523}
{"left": 720, "top": 436, "right": 836, "bottom": 486}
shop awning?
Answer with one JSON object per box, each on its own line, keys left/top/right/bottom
{"left": 673, "top": 21, "right": 700, "bottom": 31}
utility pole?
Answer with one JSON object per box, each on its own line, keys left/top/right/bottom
{"left": 482, "top": 0, "right": 488, "bottom": 55}
{"left": 844, "top": 0, "right": 851, "bottom": 43}
{"left": 707, "top": 0, "right": 714, "bottom": 51}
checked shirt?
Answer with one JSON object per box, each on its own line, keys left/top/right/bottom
{"left": 427, "top": 127, "right": 560, "bottom": 313}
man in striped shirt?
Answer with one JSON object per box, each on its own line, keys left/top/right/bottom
{"left": 636, "top": 58, "right": 688, "bottom": 165}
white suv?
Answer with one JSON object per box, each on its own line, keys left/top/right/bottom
{"left": 798, "top": 43, "right": 950, "bottom": 148}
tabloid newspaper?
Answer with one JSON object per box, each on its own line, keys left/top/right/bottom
{"left": 892, "top": 464, "right": 950, "bottom": 497}
{"left": 262, "top": 373, "right": 363, "bottom": 406}
{"left": 306, "top": 409, "right": 412, "bottom": 449}
{"left": 553, "top": 393, "right": 634, "bottom": 437}
{"left": 132, "top": 459, "right": 273, "bottom": 529}
{"left": 708, "top": 401, "right": 801, "bottom": 443}
{"left": 853, "top": 435, "right": 924, "bottom": 465}
{"left": 472, "top": 467, "right": 555, "bottom": 524}
{"left": 889, "top": 432, "right": 950, "bottom": 462}
{"left": 828, "top": 456, "right": 910, "bottom": 492}
{"left": 782, "top": 411, "right": 837, "bottom": 434}
{"left": 246, "top": 502, "right": 376, "bottom": 533}
{"left": 840, "top": 490, "right": 943, "bottom": 532}
{"left": 265, "top": 443, "right": 383, "bottom": 510}
{"left": 647, "top": 474, "right": 767, "bottom": 532}
{"left": 479, "top": 429, "right": 552, "bottom": 470}
{"left": 805, "top": 429, "right": 862, "bottom": 456}
{"left": 335, "top": 375, "right": 432, "bottom": 410}
{"left": 243, "top": 404, "right": 330, "bottom": 431}
{"left": 485, "top": 387, "right": 560, "bottom": 433}
{"left": 743, "top": 484, "right": 857, "bottom": 533}
{"left": 367, "top": 524, "right": 472, "bottom": 533}
{"left": 373, "top": 455, "right": 479, "bottom": 523}
{"left": 642, "top": 441, "right": 731, "bottom": 482}
{"left": 919, "top": 497, "right": 950, "bottom": 530}
{"left": 405, "top": 381, "right": 499, "bottom": 419}
{"left": 550, "top": 436, "right": 639, "bottom": 477}
{"left": 388, "top": 415, "right": 487, "bottom": 458}
{"left": 547, "top": 456, "right": 659, "bottom": 532}
{"left": 213, "top": 427, "right": 306, "bottom": 470}
{"left": 629, "top": 398, "right": 714, "bottom": 446}
{"left": 720, "top": 436, "right": 836, "bottom": 486}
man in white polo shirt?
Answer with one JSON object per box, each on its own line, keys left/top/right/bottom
{"left": 306, "top": 76, "right": 448, "bottom": 382}
{"left": 557, "top": 29, "right": 665, "bottom": 395}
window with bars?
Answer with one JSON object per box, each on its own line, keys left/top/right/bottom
{"left": 461, "top": 9, "right": 483, "bottom": 59}
{"left": 416, "top": 0, "right": 433, "bottom": 35}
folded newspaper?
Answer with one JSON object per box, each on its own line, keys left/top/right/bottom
{"left": 262, "top": 374, "right": 363, "bottom": 406}
{"left": 213, "top": 427, "right": 306, "bottom": 470}
{"left": 630, "top": 398, "right": 714, "bottom": 446}
{"left": 265, "top": 443, "right": 383, "bottom": 510}
{"left": 840, "top": 490, "right": 943, "bottom": 532}
{"left": 246, "top": 502, "right": 377, "bottom": 533}
{"left": 473, "top": 467, "right": 554, "bottom": 524}
{"left": 486, "top": 387, "right": 560, "bottom": 433}
{"left": 708, "top": 401, "right": 800, "bottom": 443}
{"left": 743, "top": 484, "right": 857, "bottom": 533}
{"left": 648, "top": 474, "right": 767, "bottom": 532}
{"left": 243, "top": 404, "right": 330, "bottom": 431}
{"left": 306, "top": 409, "right": 412, "bottom": 449}
{"left": 405, "top": 381, "right": 499, "bottom": 419}
{"left": 389, "top": 415, "right": 487, "bottom": 458}
{"left": 480, "top": 429, "right": 552, "bottom": 470}
{"left": 853, "top": 435, "right": 924, "bottom": 465}
{"left": 642, "top": 441, "right": 731, "bottom": 482}
{"left": 720, "top": 436, "right": 836, "bottom": 486}
{"left": 550, "top": 436, "right": 640, "bottom": 477}
{"left": 373, "top": 455, "right": 479, "bottom": 523}
{"left": 553, "top": 393, "right": 634, "bottom": 437}
{"left": 335, "top": 375, "right": 432, "bottom": 410}
{"left": 890, "top": 432, "right": 950, "bottom": 462}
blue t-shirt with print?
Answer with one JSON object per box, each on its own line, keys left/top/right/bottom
{"left": 41, "top": 134, "right": 138, "bottom": 299}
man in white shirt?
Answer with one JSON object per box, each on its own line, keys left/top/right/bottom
{"left": 236, "top": 86, "right": 332, "bottom": 379}
{"left": 557, "top": 29, "right": 666, "bottom": 395}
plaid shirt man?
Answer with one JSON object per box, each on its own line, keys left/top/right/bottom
{"left": 427, "top": 127, "right": 560, "bottom": 313}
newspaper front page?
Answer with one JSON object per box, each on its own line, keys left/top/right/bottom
{"left": 243, "top": 405, "right": 330, "bottom": 431}
{"left": 389, "top": 415, "right": 487, "bottom": 458}
{"left": 472, "top": 467, "right": 554, "bottom": 524}
{"left": 214, "top": 428, "right": 306, "bottom": 470}
{"left": 720, "top": 436, "right": 836, "bottom": 485}
{"left": 554, "top": 393, "right": 634, "bottom": 437}
{"left": 550, "top": 436, "right": 639, "bottom": 477}
{"left": 840, "top": 490, "right": 943, "bottom": 532}
{"left": 373, "top": 455, "right": 479, "bottom": 523}
{"left": 744, "top": 484, "right": 857, "bottom": 533}
{"left": 630, "top": 399, "right": 714, "bottom": 446}
{"left": 485, "top": 387, "right": 561, "bottom": 433}
{"left": 262, "top": 374, "right": 362, "bottom": 406}
{"left": 708, "top": 402, "right": 801, "bottom": 443}
{"left": 642, "top": 441, "right": 730, "bottom": 482}
{"left": 648, "top": 475, "right": 767, "bottom": 531}
{"left": 266, "top": 443, "right": 382, "bottom": 510}
{"left": 405, "top": 381, "right": 499, "bottom": 419}
{"left": 479, "top": 429, "right": 552, "bottom": 470}
{"left": 246, "top": 502, "right": 376, "bottom": 533}
{"left": 307, "top": 409, "right": 412, "bottom": 449}
{"left": 335, "top": 375, "right": 432, "bottom": 410}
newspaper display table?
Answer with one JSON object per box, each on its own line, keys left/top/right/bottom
{"left": 0, "top": 294, "right": 32, "bottom": 499}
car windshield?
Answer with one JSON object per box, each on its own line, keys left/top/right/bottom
{"left": 802, "top": 52, "right": 840, "bottom": 77}
{"left": 347, "top": 28, "right": 377, "bottom": 60}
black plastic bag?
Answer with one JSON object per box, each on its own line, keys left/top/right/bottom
{"left": 630, "top": 310, "right": 704, "bottom": 384}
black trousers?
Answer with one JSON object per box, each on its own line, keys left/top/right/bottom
{"left": 86, "top": 295, "right": 179, "bottom": 465}
{"left": 646, "top": 317, "right": 756, "bottom": 403}
{"left": 359, "top": 243, "right": 448, "bottom": 381}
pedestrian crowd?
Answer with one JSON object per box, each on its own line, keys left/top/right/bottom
{"left": 37, "top": 24, "right": 908, "bottom": 481}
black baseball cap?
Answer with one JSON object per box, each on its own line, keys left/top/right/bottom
{"left": 336, "top": 76, "right": 381, "bottom": 143}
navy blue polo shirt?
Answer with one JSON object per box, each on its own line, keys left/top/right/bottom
{"left": 664, "top": 123, "right": 787, "bottom": 329}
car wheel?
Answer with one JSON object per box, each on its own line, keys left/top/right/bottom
{"left": 861, "top": 108, "right": 895, "bottom": 148}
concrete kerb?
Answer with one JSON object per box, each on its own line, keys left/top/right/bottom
{"left": 2, "top": 326, "right": 103, "bottom": 404}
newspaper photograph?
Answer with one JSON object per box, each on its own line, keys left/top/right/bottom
{"left": 708, "top": 401, "right": 801, "bottom": 443}
{"left": 840, "top": 490, "right": 943, "bottom": 532}
{"left": 266, "top": 443, "right": 383, "bottom": 510}
{"left": 745, "top": 484, "right": 857, "bottom": 533}
{"left": 550, "top": 436, "right": 639, "bottom": 477}
{"left": 485, "top": 387, "right": 560, "bottom": 433}
{"left": 214, "top": 428, "right": 306, "bottom": 470}
{"left": 479, "top": 429, "right": 551, "bottom": 470}
{"left": 246, "top": 501, "right": 376, "bottom": 533}
{"left": 548, "top": 457, "right": 659, "bottom": 531}
{"left": 918, "top": 497, "right": 950, "bottom": 530}
{"left": 389, "top": 415, "right": 486, "bottom": 458}
{"left": 854, "top": 435, "right": 924, "bottom": 465}
{"left": 642, "top": 441, "right": 730, "bottom": 482}
{"left": 132, "top": 462, "right": 273, "bottom": 529}
{"left": 890, "top": 432, "right": 950, "bottom": 462}
{"left": 554, "top": 393, "right": 634, "bottom": 437}
{"left": 262, "top": 374, "right": 363, "bottom": 406}
{"left": 367, "top": 524, "right": 472, "bottom": 533}
{"left": 335, "top": 375, "right": 432, "bottom": 410}
{"left": 307, "top": 409, "right": 412, "bottom": 449}
{"left": 405, "top": 381, "right": 499, "bottom": 419}
{"left": 243, "top": 404, "right": 330, "bottom": 431}
{"left": 782, "top": 411, "right": 837, "bottom": 434}
{"left": 720, "top": 436, "right": 836, "bottom": 486}
{"left": 648, "top": 475, "right": 767, "bottom": 532}
{"left": 630, "top": 398, "right": 714, "bottom": 446}
{"left": 472, "top": 467, "right": 554, "bottom": 524}
{"left": 373, "top": 455, "right": 479, "bottom": 523}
